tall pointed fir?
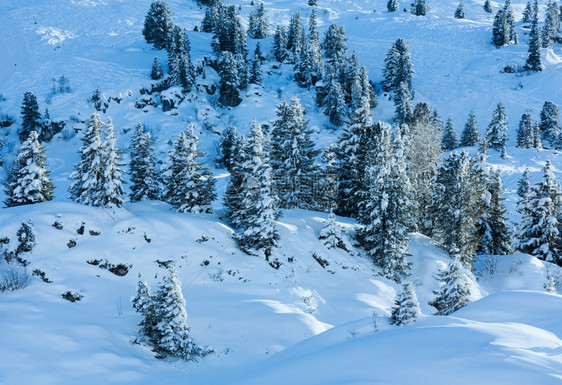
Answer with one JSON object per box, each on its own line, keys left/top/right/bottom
{"left": 272, "top": 25, "right": 288, "bottom": 63}
{"left": 167, "top": 26, "right": 195, "bottom": 92}
{"left": 517, "top": 168, "right": 531, "bottom": 199}
{"left": 387, "top": 0, "right": 399, "bottom": 12}
{"left": 96, "top": 118, "right": 124, "bottom": 208}
{"left": 525, "top": 0, "right": 542, "bottom": 72}
{"left": 441, "top": 116, "right": 459, "bottom": 151}
{"left": 153, "top": 265, "right": 211, "bottom": 360}
{"left": 319, "top": 210, "right": 347, "bottom": 250}
{"left": 249, "top": 48, "right": 263, "bottom": 86}
{"left": 218, "top": 125, "right": 243, "bottom": 173}
{"left": 223, "top": 134, "right": 247, "bottom": 228}
{"left": 247, "top": 2, "right": 269, "bottom": 39}
{"left": 521, "top": 1, "right": 533, "bottom": 22}
{"left": 484, "top": 0, "right": 493, "bottom": 13}
{"left": 429, "top": 252, "right": 474, "bottom": 315}
{"left": 431, "top": 151, "right": 481, "bottom": 268}
{"left": 69, "top": 113, "right": 105, "bottom": 206}
{"left": 150, "top": 57, "right": 164, "bottom": 80}
{"left": 359, "top": 123, "right": 413, "bottom": 281}
{"left": 516, "top": 113, "right": 535, "bottom": 148}
{"left": 455, "top": 1, "right": 466, "bottom": 18}
{"left": 321, "top": 23, "right": 348, "bottom": 63}
{"left": 542, "top": 1, "right": 560, "bottom": 48}
{"left": 394, "top": 81, "right": 414, "bottom": 125}
{"left": 383, "top": 39, "right": 414, "bottom": 97}
{"left": 515, "top": 160, "right": 562, "bottom": 264}
{"left": 20, "top": 92, "right": 41, "bottom": 143}
{"left": 212, "top": 5, "right": 247, "bottom": 59}
{"left": 143, "top": 0, "right": 174, "bottom": 50}
{"left": 5, "top": 131, "right": 54, "bottom": 207}
{"left": 411, "top": 0, "right": 430, "bottom": 15}
{"left": 391, "top": 281, "right": 421, "bottom": 326}
{"left": 324, "top": 77, "right": 347, "bottom": 126}
{"left": 286, "top": 12, "right": 305, "bottom": 63}
{"left": 132, "top": 274, "right": 156, "bottom": 338}
{"left": 485, "top": 101, "right": 509, "bottom": 157}
{"left": 217, "top": 51, "right": 242, "bottom": 107}
{"left": 539, "top": 101, "right": 561, "bottom": 149}
{"left": 460, "top": 110, "right": 480, "bottom": 147}
{"left": 233, "top": 120, "right": 279, "bottom": 259}
{"left": 162, "top": 126, "right": 215, "bottom": 214}
{"left": 270, "top": 97, "right": 320, "bottom": 209}
{"left": 129, "top": 124, "right": 161, "bottom": 202}
{"left": 478, "top": 170, "right": 511, "bottom": 255}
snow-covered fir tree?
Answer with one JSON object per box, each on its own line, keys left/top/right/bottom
{"left": 387, "top": 0, "right": 399, "bottom": 12}
{"left": 539, "top": 101, "right": 561, "bottom": 149}
{"left": 359, "top": 123, "right": 413, "bottom": 282}
{"left": 516, "top": 113, "right": 535, "bottom": 148}
{"left": 217, "top": 51, "right": 242, "bottom": 107}
{"left": 411, "top": 0, "right": 430, "bottom": 16}
{"left": 441, "top": 116, "right": 459, "bottom": 151}
{"left": 477, "top": 170, "right": 511, "bottom": 255}
{"left": 391, "top": 281, "right": 422, "bottom": 326}
{"left": 270, "top": 97, "right": 321, "bottom": 209}
{"left": 96, "top": 118, "right": 124, "bottom": 208}
{"left": 514, "top": 160, "right": 562, "bottom": 265}
{"left": 218, "top": 125, "right": 243, "bottom": 173}
{"left": 321, "top": 23, "right": 348, "bottom": 63}
{"left": 383, "top": 39, "right": 414, "bottom": 97}
{"left": 20, "top": 91, "right": 41, "bottom": 143}
{"left": 324, "top": 77, "right": 347, "bottom": 126}
{"left": 431, "top": 151, "right": 481, "bottom": 268}
{"left": 460, "top": 109, "right": 480, "bottom": 147}
{"left": 492, "top": 3, "right": 516, "bottom": 47}
{"left": 525, "top": 0, "right": 542, "bottom": 71}
{"left": 319, "top": 210, "right": 347, "bottom": 250}
{"left": 167, "top": 26, "right": 195, "bottom": 92}
{"left": 129, "top": 124, "right": 161, "bottom": 202}
{"left": 142, "top": 0, "right": 174, "bottom": 50}
{"left": 152, "top": 265, "right": 212, "bottom": 360}
{"left": 394, "top": 81, "right": 414, "bottom": 125}
{"left": 223, "top": 134, "right": 247, "bottom": 227}
{"left": 162, "top": 126, "right": 216, "bottom": 214}
{"left": 247, "top": 2, "right": 268, "bottom": 39}
{"left": 272, "top": 25, "right": 288, "bottom": 62}
{"left": 517, "top": 168, "right": 531, "bottom": 198}
{"left": 232, "top": 120, "right": 280, "bottom": 259}
{"left": 5, "top": 130, "right": 53, "bottom": 207}
{"left": 429, "top": 251, "right": 474, "bottom": 315}
{"left": 16, "top": 219, "right": 36, "bottom": 256}
{"left": 455, "top": 1, "right": 466, "bottom": 18}
{"left": 132, "top": 274, "right": 156, "bottom": 337}
{"left": 212, "top": 5, "right": 247, "bottom": 59}
{"left": 542, "top": 1, "right": 561, "bottom": 48}
{"left": 286, "top": 12, "right": 305, "bottom": 63}
{"left": 484, "top": 0, "right": 493, "bottom": 13}
{"left": 150, "top": 57, "right": 164, "bottom": 80}
{"left": 485, "top": 101, "right": 509, "bottom": 157}
{"left": 249, "top": 49, "right": 263, "bottom": 86}
{"left": 69, "top": 113, "right": 105, "bottom": 206}
{"left": 522, "top": 1, "right": 533, "bottom": 22}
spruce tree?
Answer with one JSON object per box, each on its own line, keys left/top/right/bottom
{"left": 394, "top": 81, "right": 414, "bottom": 125}
{"left": 5, "top": 131, "right": 54, "bottom": 207}
{"left": 129, "top": 124, "right": 161, "bottom": 202}
{"left": 429, "top": 252, "right": 473, "bottom": 315}
{"left": 286, "top": 12, "right": 305, "bottom": 63}
{"left": 539, "top": 101, "right": 561, "bottom": 149}
{"left": 411, "top": 0, "right": 430, "bottom": 15}
{"left": 69, "top": 113, "right": 105, "bottom": 206}
{"left": 132, "top": 274, "right": 157, "bottom": 337}
{"left": 218, "top": 125, "right": 243, "bottom": 172}
{"left": 387, "top": 0, "right": 399, "bottom": 12}
{"left": 455, "top": 1, "right": 466, "bottom": 19}
{"left": 20, "top": 92, "right": 41, "bottom": 143}
{"left": 484, "top": 0, "right": 493, "bottom": 13}
{"left": 16, "top": 219, "right": 36, "bottom": 256}
{"left": 324, "top": 80, "right": 347, "bottom": 126}
{"left": 542, "top": 1, "right": 560, "bottom": 48}
{"left": 485, "top": 101, "right": 509, "bottom": 156}
{"left": 522, "top": 1, "right": 533, "bottom": 22}
{"left": 143, "top": 0, "right": 174, "bottom": 50}
{"left": 153, "top": 265, "right": 211, "bottom": 360}
{"left": 525, "top": 0, "right": 543, "bottom": 72}
{"left": 441, "top": 116, "right": 459, "bottom": 151}
{"left": 162, "top": 126, "right": 216, "bottom": 214}
{"left": 516, "top": 113, "right": 535, "bottom": 148}
{"left": 150, "top": 57, "right": 164, "bottom": 80}
{"left": 321, "top": 23, "right": 348, "bottom": 62}
{"left": 382, "top": 39, "right": 414, "bottom": 97}
{"left": 517, "top": 168, "right": 531, "bottom": 199}
{"left": 431, "top": 151, "right": 481, "bottom": 267}
{"left": 478, "top": 170, "right": 511, "bottom": 255}
{"left": 272, "top": 25, "right": 288, "bottom": 62}
{"left": 217, "top": 51, "right": 242, "bottom": 107}
{"left": 391, "top": 281, "right": 421, "bottom": 326}
{"left": 223, "top": 134, "right": 247, "bottom": 227}
{"left": 248, "top": 2, "right": 269, "bottom": 39}
{"left": 96, "top": 118, "right": 124, "bottom": 208}
{"left": 492, "top": 2, "right": 516, "bottom": 47}
{"left": 249, "top": 50, "right": 263, "bottom": 85}
{"left": 515, "top": 160, "right": 562, "bottom": 264}
{"left": 212, "top": 5, "right": 247, "bottom": 59}
{"left": 460, "top": 110, "right": 480, "bottom": 147}
{"left": 319, "top": 210, "right": 347, "bottom": 250}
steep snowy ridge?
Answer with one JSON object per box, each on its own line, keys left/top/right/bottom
{"left": 1, "top": 0, "right": 562, "bottom": 383}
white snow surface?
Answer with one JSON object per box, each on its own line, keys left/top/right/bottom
{"left": 1, "top": 0, "right": 562, "bottom": 383}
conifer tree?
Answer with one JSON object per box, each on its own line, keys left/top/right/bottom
{"left": 217, "top": 51, "right": 242, "bottom": 107}
{"left": 542, "top": 1, "right": 561, "bottom": 48}
{"left": 515, "top": 160, "right": 562, "bottom": 264}
{"left": 143, "top": 0, "right": 174, "bottom": 50}
{"left": 162, "top": 126, "right": 215, "bottom": 214}
{"left": 460, "top": 110, "right": 480, "bottom": 147}
{"left": 455, "top": 1, "right": 466, "bottom": 19}
{"left": 383, "top": 39, "right": 414, "bottom": 97}
{"left": 359, "top": 123, "right": 413, "bottom": 281}
{"left": 517, "top": 169, "right": 531, "bottom": 199}
{"left": 286, "top": 12, "right": 305, "bottom": 63}
{"left": 391, "top": 281, "right": 422, "bottom": 326}
{"left": 492, "top": 2, "right": 516, "bottom": 47}
{"left": 525, "top": 0, "right": 543, "bottom": 72}
{"left": 484, "top": 0, "right": 493, "bottom": 13}
{"left": 522, "top": 1, "right": 533, "bottom": 22}
{"left": 411, "top": 0, "right": 430, "bottom": 15}
{"left": 20, "top": 92, "right": 41, "bottom": 143}
{"left": 441, "top": 116, "right": 459, "bottom": 151}
{"left": 233, "top": 121, "right": 279, "bottom": 258}
{"left": 223, "top": 134, "right": 247, "bottom": 227}
{"left": 129, "top": 124, "right": 161, "bottom": 202}
{"left": 248, "top": 2, "right": 269, "bottom": 39}
{"left": 218, "top": 125, "right": 243, "bottom": 172}
{"left": 516, "top": 113, "right": 535, "bottom": 148}
{"left": 201, "top": 4, "right": 219, "bottom": 33}
{"left": 16, "top": 219, "right": 36, "bottom": 256}
{"left": 272, "top": 25, "right": 288, "bottom": 62}
{"left": 478, "top": 170, "right": 511, "bottom": 255}
{"left": 321, "top": 23, "right": 348, "bottom": 62}
{"left": 539, "top": 101, "right": 561, "bottom": 149}
{"left": 360, "top": 66, "right": 377, "bottom": 109}
{"left": 69, "top": 113, "right": 105, "bottom": 206}
{"left": 387, "top": 0, "right": 399, "bottom": 12}
{"left": 431, "top": 151, "right": 481, "bottom": 267}
{"left": 324, "top": 80, "right": 347, "bottom": 126}
{"left": 153, "top": 265, "right": 211, "bottom": 360}
{"left": 394, "top": 81, "right": 414, "bottom": 125}
{"left": 150, "top": 57, "right": 164, "bottom": 80}
{"left": 319, "top": 210, "right": 347, "bottom": 250}
{"left": 533, "top": 121, "right": 543, "bottom": 148}
{"left": 132, "top": 274, "right": 156, "bottom": 337}
{"left": 212, "top": 5, "right": 247, "bottom": 59}
{"left": 5, "top": 131, "right": 54, "bottom": 207}
{"left": 96, "top": 118, "right": 124, "bottom": 208}
{"left": 249, "top": 50, "right": 263, "bottom": 86}
{"left": 429, "top": 252, "right": 473, "bottom": 315}
{"left": 485, "top": 101, "right": 509, "bottom": 156}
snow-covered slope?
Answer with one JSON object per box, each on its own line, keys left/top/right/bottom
{"left": 1, "top": 0, "right": 562, "bottom": 383}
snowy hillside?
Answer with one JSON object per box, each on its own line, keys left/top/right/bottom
{"left": 1, "top": 0, "right": 562, "bottom": 383}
